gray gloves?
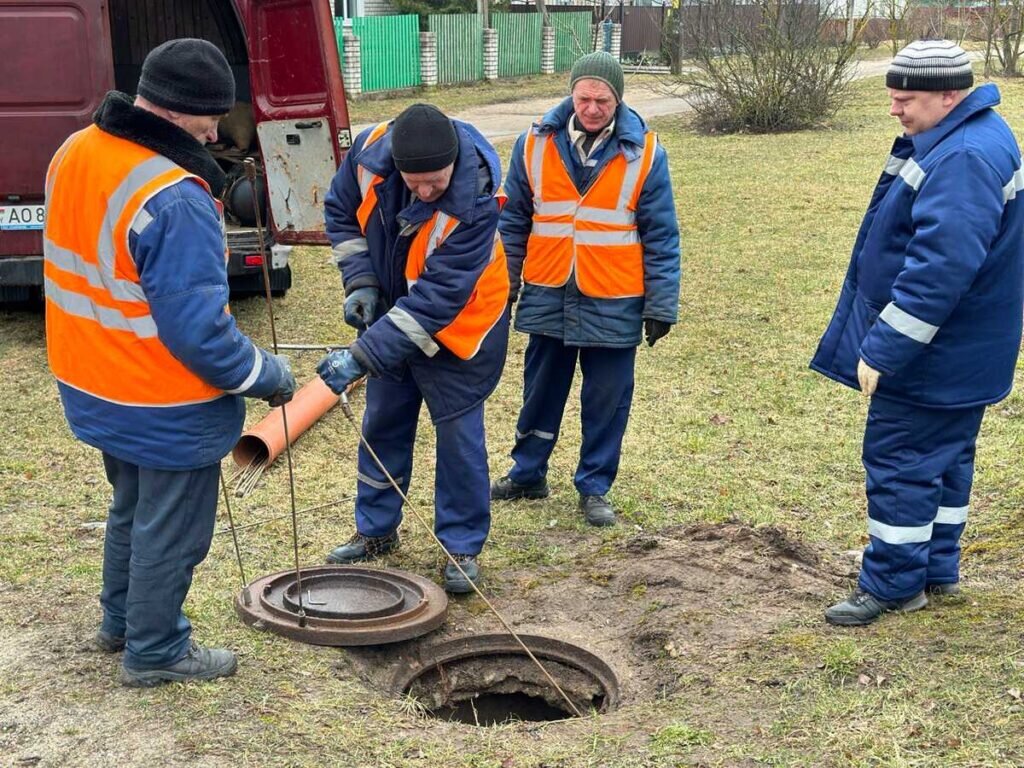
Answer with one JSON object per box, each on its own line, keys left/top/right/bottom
{"left": 344, "top": 287, "right": 380, "bottom": 330}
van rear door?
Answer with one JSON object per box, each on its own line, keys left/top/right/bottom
{"left": 238, "top": 0, "right": 352, "bottom": 245}
{"left": 0, "top": 0, "right": 112, "bottom": 272}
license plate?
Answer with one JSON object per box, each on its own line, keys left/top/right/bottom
{"left": 0, "top": 204, "right": 45, "bottom": 231}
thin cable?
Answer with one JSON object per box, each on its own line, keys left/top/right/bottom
{"left": 219, "top": 468, "right": 251, "bottom": 606}
{"left": 338, "top": 393, "right": 584, "bottom": 718}
{"left": 244, "top": 158, "right": 306, "bottom": 627}
{"left": 215, "top": 496, "right": 354, "bottom": 537}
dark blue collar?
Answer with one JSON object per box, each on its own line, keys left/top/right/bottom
{"left": 535, "top": 97, "right": 649, "bottom": 160}
{"left": 911, "top": 83, "right": 1001, "bottom": 157}
{"left": 355, "top": 120, "right": 500, "bottom": 225}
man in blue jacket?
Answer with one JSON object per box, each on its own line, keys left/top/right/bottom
{"left": 318, "top": 104, "right": 509, "bottom": 593}
{"left": 490, "top": 52, "right": 680, "bottom": 527}
{"left": 44, "top": 40, "right": 295, "bottom": 685}
{"left": 811, "top": 40, "right": 1024, "bottom": 626}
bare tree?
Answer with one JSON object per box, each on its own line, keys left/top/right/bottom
{"left": 535, "top": 0, "right": 550, "bottom": 28}
{"left": 882, "top": 0, "right": 917, "bottom": 57}
{"left": 669, "top": 0, "right": 865, "bottom": 134}
{"left": 981, "top": 0, "right": 1024, "bottom": 76}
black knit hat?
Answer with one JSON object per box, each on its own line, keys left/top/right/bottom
{"left": 138, "top": 38, "right": 235, "bottom": 116}
{"left": 886, "top": 40, "right": 973, "bottom": 92}
{"left": 391, "top": 104, "right": 459, "bottom": 173}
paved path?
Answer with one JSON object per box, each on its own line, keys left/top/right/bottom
{"left": 354, "top": 55, "right": 916, "bottom": 144}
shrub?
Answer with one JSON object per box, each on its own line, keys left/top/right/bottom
{"left": 673, "top": 0, "right": 862, "bottom": 134}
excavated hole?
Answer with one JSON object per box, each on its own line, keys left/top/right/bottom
{"left": 390, "top": 635, "right": 619, "bottom": 726}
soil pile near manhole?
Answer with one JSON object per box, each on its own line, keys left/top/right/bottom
{"left": 341, "top": 522, "right": 848, "bottom": 708}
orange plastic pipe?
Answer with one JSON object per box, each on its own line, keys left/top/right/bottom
{"left": 232, "top": 376, "right": 362, "bottom": 469}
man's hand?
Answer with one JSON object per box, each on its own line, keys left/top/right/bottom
{"left": 317, "top": 349, "right": 367, "bottom": 395}
{"left": 265, "top": 354, "right": 296, "bottom": 408}
{"left": 343, "top": 287, "right": 380, "bottom": 330}
{"left": 644, "top": 319, "right": 672, "bottom": 347}
{"left": 857, "top": 358, "right": 881, "bottom": 397}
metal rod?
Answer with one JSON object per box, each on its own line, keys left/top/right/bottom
{"left": 215, "top": 496, "right": 354, "bottom": 536}
{"left": 244, "top": 158, "right": 306, "bottom": 628}
{"left": 276, "top": 343, "right": 350, "bottom": 352}
{"left": 219, "top": 468, "right": 251, "bottom": 606}
{"left": 337, "top": 392, "right": 584, "bottom": 718}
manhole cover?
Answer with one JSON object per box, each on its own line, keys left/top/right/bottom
{"left": 282, "top": 572, "right": 406, "bottom": 620}
{"left": 390, "top": 634, "right": 620, "bottom": 726}
{"left": 237, "top": 565, "right": 448, "bottom": 646}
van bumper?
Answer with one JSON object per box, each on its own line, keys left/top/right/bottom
{"left": 0, "top": 255, "right": 43, "bottom": 285}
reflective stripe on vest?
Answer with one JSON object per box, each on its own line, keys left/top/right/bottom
{"left": 351, "top": 121, "right": 509, "bottom": 360}
{"left": 355, "top": 121, "right": 391, "bottom": 235}
{"left": 402, "top": 204, "right": 510, "bottom": 360}
{"left": 44, "top": 125, "right": 224, "bottom": 406}
{"left": 522, "top": 129, "right": 657, "bottom": 298}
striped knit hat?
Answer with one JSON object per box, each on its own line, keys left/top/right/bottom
{"left": 886, "top": 40, "right": 973, "bottom": 91}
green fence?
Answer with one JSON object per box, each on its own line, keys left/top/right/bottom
{"left": 551, "top": 12, "right": 594, "bottom": 72}
{"left": 427, "top": 14, "right": 483, "bottom": 85}
{"left": 491, "top": 12, "right": 542, "bottom": 77}
{"left": 349, "top": 15, "right": 421, "bottom": 93}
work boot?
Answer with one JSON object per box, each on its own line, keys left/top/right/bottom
{"left": 443, "top": 554, "right": 481, "bottom": 594}
{"left": 93, "top": 629, "right": 126, "bottom": 653}
{"left": 325, "top": 530, "right": 400, "bottom": 564}
{"left": 490, "top": 474, "right": 550, "bottom": 501}
{"left": 119, "top": 643, "right": 237, "bottom": 688}
{"left": 927, "top": 582, "right": 960, "bottom": 596}
{"left": 579, "top": 494, "right": 616, "bottom": 527}
{"left": 824, "top": 587, "right": 927, "bottom": 626}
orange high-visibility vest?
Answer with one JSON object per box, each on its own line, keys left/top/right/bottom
{"left": 353, "top": 122, "right": 509, "bottom": 361}
{"left": 44, "top": 125, "right": 225, "bottom": 406}
{"left": 522, "top": 128, "right": 658, "bottom": 298}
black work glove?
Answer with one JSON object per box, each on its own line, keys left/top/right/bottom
{"left": 265, "top": 354, "right": 296, "bottom": 408}
{"left": 644, "top": 319, "right": 672, "bottom": 347}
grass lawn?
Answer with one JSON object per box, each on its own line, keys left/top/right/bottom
{"left": 2, "top": 74, "right": 1023, "bottom": 767}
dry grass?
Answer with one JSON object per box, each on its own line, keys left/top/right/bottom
{"left": 2, "top": 74, "right": 1023, "bottom": 766}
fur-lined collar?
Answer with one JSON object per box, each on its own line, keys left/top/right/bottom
{"left": 93, "top": 91, "right": 226, "bottom": 197}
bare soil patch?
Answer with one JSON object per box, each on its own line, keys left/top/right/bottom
{"left": 339, "top": 522, "right": 849, "bottom": 717}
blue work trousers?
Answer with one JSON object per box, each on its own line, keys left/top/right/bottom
{"left": 99, "top": 453, "right": 219, "bottom": 670}
{"left": 508, "top": 334, "right": 636, "bottom": 496}
{"left": 859, "top": 397, "right": 986, "bottom": 602}
{"left": 354, "top": 373, "right": 491, "bottom": 555}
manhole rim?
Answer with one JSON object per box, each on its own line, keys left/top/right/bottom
{"left": 237, "top": 564, "right": 448, "bottom": 646}
{"left": 389, "top": 632, "right": 621, "bottom": 713}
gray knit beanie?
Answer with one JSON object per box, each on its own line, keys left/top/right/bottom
{"left": 138, "top": 38, "right": 235, "bottom": 116}
{"left": 570, "top": 51, "right": 624, "bottom": 103}
{"left": 886, "top": 40, "right": 973, "bottom": 92}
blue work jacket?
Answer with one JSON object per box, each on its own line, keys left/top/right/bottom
{"left": 324, "top": 120, "right": 509, "bottom": 423}
{"left": 500, "top": 98, "right": 681, "bottom": 347}
{"left": 811, "top": 84, "right": 1024, "bottom": 409}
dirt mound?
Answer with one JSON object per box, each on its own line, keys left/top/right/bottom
{"left": 343, "top": 522, "right": 846, "bottom": 708}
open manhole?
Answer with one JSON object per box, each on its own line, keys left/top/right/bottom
{"left": 390, "top": 634, "right": 619, "bottom": 726}
{"left": 237, "top": 565, "right": 448, "bottom": 646}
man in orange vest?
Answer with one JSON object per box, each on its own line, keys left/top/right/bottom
{"left": 44, "top": 39, "right": 295, "bottom": 686}
{"left": 318, "top": 104, "right": 509, "bottom": 592}
{"left": 492, "top": 51, "right": 681, "bottom": 527}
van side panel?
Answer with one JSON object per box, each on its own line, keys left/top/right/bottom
{"left": 0, "top": 0, "right": 111, "bottom": 264}
{"left": 0, "top": 0, "right": 112, "bottom": 197}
